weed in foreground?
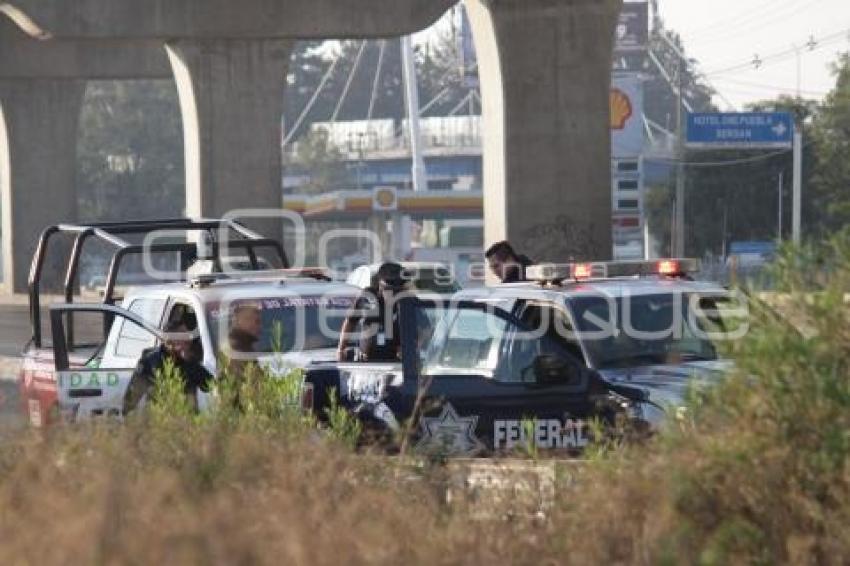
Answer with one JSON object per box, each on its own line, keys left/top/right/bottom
{"left": 0, "top": 231, "right": 847, "bottom": 565}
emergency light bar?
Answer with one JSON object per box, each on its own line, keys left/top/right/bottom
{"left": 526, "top": 258, "right": 699, "bottom": 282}
{"left": 190, "top": 267, "right": 332, "bottom": 287}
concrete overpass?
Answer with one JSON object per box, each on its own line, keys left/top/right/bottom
{"left": 0, "top": 16, "right": 171, "bottom": 293}
{"left": 0, "top": 0, "right": 622, "bottom": 291}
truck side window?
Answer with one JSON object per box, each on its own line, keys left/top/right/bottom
{"left": 424, "top": 308, "right": 509, "bottom": 375}
{"left": 114, "top": 298, "right": 166, "bottom": 358}
{"left": 164, "top": 302, "right": 198, "bottom": 332}
{"left": 517, "top": 303, "right": 585, "bottom": 362}
{"left": 497, "top": 331, "right": 583, "bottom": 385}
{"left": 494, "top": 303, "right": 585, "bottom": 384}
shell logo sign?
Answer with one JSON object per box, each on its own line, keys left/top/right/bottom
{"left": 610, "top": 88, "right": 633, "bottom": 130}
{"left": 372, "top": 186, "right": 398, "bottom": 212}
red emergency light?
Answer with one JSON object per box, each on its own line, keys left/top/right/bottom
{"left": 525, "top": 258, "right": 699, "bottom": 283}
{"left": 573, "top": 263, "right": 593, "bottom": 279}
{"left": 657, "top": 260, "right": 680, "bottom": 275}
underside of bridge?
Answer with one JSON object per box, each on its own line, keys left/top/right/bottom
{"left": 166, "top": 39, "right": 294, "bottom": 242}
{"left": 0, "top": 17, "right": 170, "bottom": 293}
{"left": 0, "top": 0, "right": 621, "bottom": 292}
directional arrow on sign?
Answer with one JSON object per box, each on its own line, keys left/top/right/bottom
{"left": 772, "top": 122, "right": 788, "bottom": 138}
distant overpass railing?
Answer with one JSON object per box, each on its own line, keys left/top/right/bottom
{"left": 283, "top": 116, "right": 482, "bottom": 160}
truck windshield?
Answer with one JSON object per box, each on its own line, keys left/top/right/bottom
{"left": 206, "top": 296, "right": 355, "bottom": 355}
{"left": 410, "top": 270, "right": 461, "bottom": 294}
{"left": 568, "top": 292, "right": 738, "bottom": 369}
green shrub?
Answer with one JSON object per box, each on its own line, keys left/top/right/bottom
{"left": 0, "top": 231, "right": 846, "bottom": 565}
{"left": 324, "top": 387, "right": 363, "bottom": 450}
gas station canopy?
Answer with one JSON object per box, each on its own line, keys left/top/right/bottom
{"left": 283, "top": 189, "right": 484, "bottom": 221}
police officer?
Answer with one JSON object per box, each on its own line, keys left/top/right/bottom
{"left": 225, "top": 302, "right": 263, "bottom": 378}
{"left": 337, "top": 262, "right": 408, "bottom": 362}
{"left": 123, "top": 319, "right": 213, "bottom": 414}
{"left": 485, "top": 240, "right": 534, "bottom": 283}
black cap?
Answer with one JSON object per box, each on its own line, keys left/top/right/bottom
{"left": 375, "top": 262, "right": 405, "bottom": 288}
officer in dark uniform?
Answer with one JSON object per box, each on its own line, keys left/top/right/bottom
{"left": 485, "top": 240, "right": 534, "bottom": 283}
{"left": 123, "top": 319, "right": 213, "bottom": 414}
{"left": 337, "top": 262, "right": 408, "bottom": 362}
{"left": 224, "top": 302, "right": 262, "bottom": 379}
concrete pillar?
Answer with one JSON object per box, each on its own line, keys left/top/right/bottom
{"left": 0, "top": 79, "right": 85, "bottom": 293}
{"left": 166, "top": 39, "right": 294, "bottom": 239}
{"left": 466, "top": 0, "right": 621, "bottom": 261}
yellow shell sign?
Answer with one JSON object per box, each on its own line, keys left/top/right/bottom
{"left": 610, "top": 88, "right": 633, "bottom": 130}
{"left": 373, "top": 186, "right": 398, "bottom": 211}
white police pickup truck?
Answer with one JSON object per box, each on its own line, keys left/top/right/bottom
{"left": 52, "top": 275, "right": 359, "bottom": 420}
{"left": 304, "top": 259, "right": 746, "bottom": 455}
{"left": 20, "top": 218, "right": 359, "bottom": 424}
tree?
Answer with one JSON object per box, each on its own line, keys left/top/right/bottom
{"left": 674, "top": 62, "right": 850, "bottom": 254}
{"left": 639, "top": 18, "right": 718, "bottom": 256}
{"left": 77, "top": 80, "right": 184, "bottom": 222}
{"left": 641, "top": 17, "right": 716, "bottom": 130}
{"left": 809, "top": 52, "right": 850, "bottom": 236}
{"left": 640, "top": 23, "right": 850, "bottom": 255}
{"left": 672, "top": 96, "right": 818, "bottom": 256}
{"left": 284, "top": 128, "right": 352, "bottom": 195}
{"left": 282, "top": 33, "right": 474, "bottom": 143}
{"left": 416, "top": 23, "right": 479, "bottom": 118}
{"left": 283, "top": 39, "right": 407, "bottom": 141}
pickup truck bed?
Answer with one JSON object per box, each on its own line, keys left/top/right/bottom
{"left": 20, "top": 348, "right": 98, "bottom": 427}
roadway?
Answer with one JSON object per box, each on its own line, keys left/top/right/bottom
{"left": 0, "top": 303, "right": 31, "bottom": 357}
{"left": 0, "top": 302, "right": 32, "bottom": 429}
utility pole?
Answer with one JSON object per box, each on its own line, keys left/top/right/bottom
{"left": 777, "top": 170, "right": 784, "bottom": 241}
{"left": 401, "top": 35, "right": 427, "bottom": 193}
{"left": 793, "top": 43, "right": 802, "bottom": 99}
{"left": 792, "top": 123, "right": 803, "bottom": 244}
{"left": 673, "top": 55, "right": 686, "bottom": 257}
{"left": 396, "top": 35, "right": 426, "bottom": 259}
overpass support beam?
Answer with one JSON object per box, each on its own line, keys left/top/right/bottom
{"left": 466, "top": 0, "right": 621, "bottom": 261}
{"left": 0, "top": 79, "right": 85, "bottom": 293}
{"left": 166, "top": 39, "right": 294, "bottom": 238}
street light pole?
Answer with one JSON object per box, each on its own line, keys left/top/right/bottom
{"left": 401, "top": 35, "right": 427, "bottom": 193}
{"left": 673, "top": 55, "right": 686, "bottom": 257}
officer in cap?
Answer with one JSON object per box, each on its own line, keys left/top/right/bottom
{"left": 337, "top": 262, "right": 408, "bottom": 362}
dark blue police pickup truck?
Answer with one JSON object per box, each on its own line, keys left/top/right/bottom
{"left": 305, "top": 259, "right": 740, "bottom": 456}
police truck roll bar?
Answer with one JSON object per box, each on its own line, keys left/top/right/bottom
{"left": 28, "top": 218, "right": 287, "bottom": 348}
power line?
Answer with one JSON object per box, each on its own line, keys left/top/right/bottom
{"left": 704, "top": 27, "right": 850, "bottom": 77}
{"left": 718, "top": 78, "right": 829, "bottom": 98}
{"left": 713, "top": 75, "right": 830, "bottom": 96}
{"left": 331, "top": 41, "right": 367, "bottom": 123}
{"left": 366, "top": 39, "right": 387, "bottom": 121}
{"left": 646, "top": 146, "right": 797, "bottom": 168}
{"left": 680, "top": 0, "right": 799, "bottom": 41}
{"left": 652, "top": 32, "right": 733, "bottom": 110}
{"left": 686, "top": 0, "right": 824, "bottom": 46}
{"left": 283, "top": 50, "right": 342, "bottom": 145}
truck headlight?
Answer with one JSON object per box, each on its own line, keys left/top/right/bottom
{"left": 630, "top": 401, "right": 668, "bottom": 432}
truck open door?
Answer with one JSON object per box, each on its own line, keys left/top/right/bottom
{"left": 50, "top": 303, "right": 165, "bottom": 422}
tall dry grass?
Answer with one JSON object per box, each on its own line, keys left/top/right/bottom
{"left": 0, "top": 230, "right": 847, "bottom": 565}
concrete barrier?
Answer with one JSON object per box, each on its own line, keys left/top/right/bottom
{"left": 444, "top": 458, "right": 584, "bottom": 518}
